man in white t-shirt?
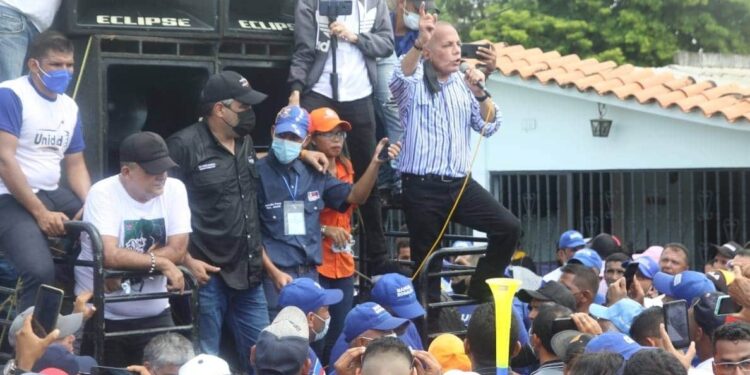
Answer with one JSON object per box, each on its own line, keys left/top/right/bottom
{"left": 75, "top": 131, "right": 191, "bottom": 367}
{"left": 0, "top": 31, "right": 91, "bottom": 310}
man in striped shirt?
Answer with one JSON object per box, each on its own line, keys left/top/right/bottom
{"left": 388, "top": 5, "right": 520, "bottom": 303}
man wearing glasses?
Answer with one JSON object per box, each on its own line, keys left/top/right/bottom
{"left": 712, "top": 322, "right": 750, "bottom": 375}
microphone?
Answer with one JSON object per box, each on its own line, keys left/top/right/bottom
{"left": 459, "top": 62, "right": 491, "bottom": 98}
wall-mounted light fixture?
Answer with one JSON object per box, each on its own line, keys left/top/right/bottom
{"left": 590, "top": 103, "right": 612, "bottom": 137}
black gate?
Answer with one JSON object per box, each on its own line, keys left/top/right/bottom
{"left": 490, "top": 169, "right": 750, "bottom": 270}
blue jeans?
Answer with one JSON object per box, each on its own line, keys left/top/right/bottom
{"left": 373, "top": 53, "right": 403, "bottom": 191}
{"left": 318, "top": 275, "right": 354, "bottom": 365}
{"left": 198, "top": 276, "right": 269, "bottom": 374}
{"left": 262, "top": 267, "right": 318, "bottom": 322}
{"left": 0, "top": 6, "right": 39, "bottom": 82}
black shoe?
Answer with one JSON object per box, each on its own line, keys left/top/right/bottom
{"left": 467, "top": 258, "right": 501, "bottom": 302}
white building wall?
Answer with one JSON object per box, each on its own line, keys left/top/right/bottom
{"left": 469, "top": 75, "right": 750, "bottom": 189}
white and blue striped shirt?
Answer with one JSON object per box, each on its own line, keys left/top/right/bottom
{"left": 389, "top": 58, "right": 502, "bottom": 178}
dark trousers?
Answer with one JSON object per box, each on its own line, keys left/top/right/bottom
{"left": 0, "top": 189, "right": 82, "bottom": 309}
{"left": 318, "top": 274, "right": 354, "bottom": 365}
{"left": 301, "top": 92, "right": 387, "bottom": 272}
{"left": 401, "top": 174, "right": 521, "bottom": 302}
{"left": 100, "top": 308, "right": 175, "bottom": 367}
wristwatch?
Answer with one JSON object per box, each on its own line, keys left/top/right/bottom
{"left": 4, "top": 360, "right": 30, "bottom": 375}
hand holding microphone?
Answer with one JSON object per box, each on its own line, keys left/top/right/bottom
{"left": 459, "top": 62, "right": 491, "bottom": 98}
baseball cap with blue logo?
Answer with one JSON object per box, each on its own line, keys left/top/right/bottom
{"left": 343, "top": 302, "right": 409, "bottom": 343}
{"left": 589, "top": 298, "right": 645, "bottom": 334}
{"left": 371, "top": 273, "right": 426, "bottom": 320}
{"left": 559, "top": 230, "right": 586, "bottom": 249}
{"left": 653, "top": 271, "right": 716, "bottom": 303}
{"left": 624, "top": 256, "right": 660, "bottom": 280}
{"left": 584, "top": 332, "right": 650, "bottom": 360}
{"left": 274, "top": 105, "right": 309, "bottom": 139}
{"left": 278, "top": 277, "right": 343, "bottom": 314}
{"left": 568, "top": 249, "right": 603, "bottom": 270}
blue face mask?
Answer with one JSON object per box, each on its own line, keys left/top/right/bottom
{"left": 272, "top": 137, "right": 303, "bottom": 164}
{"left": 36, "top": 61, "right": 72, "bottom": 94}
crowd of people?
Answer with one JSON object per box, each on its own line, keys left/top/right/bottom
{"left": 2, "top": 1, "right": 749, "bottom": 375}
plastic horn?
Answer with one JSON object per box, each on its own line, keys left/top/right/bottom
{"left": 486, "top": 278, "right": 521, "bottom": 375}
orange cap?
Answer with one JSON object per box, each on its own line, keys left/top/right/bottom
{"left": 428, "top": 334, "right": 472, "bottom": 372}
{"left": 309, "top": 107, "right": 352, "bottom": 133}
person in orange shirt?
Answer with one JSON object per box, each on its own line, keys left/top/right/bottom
{"left": 308, "top": 107, "right": 357, "bottom": 363}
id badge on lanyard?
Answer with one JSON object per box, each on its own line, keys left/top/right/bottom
{"left": 282, "top": 174, "right": 306, "bottom": 236}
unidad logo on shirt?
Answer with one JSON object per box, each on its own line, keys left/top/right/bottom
{"left": 34, "top": 129, "right": 70, "bottom": 151}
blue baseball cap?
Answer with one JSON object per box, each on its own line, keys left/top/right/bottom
{"left": 274, "top": 105, "right": 309, "bottom": 139}
{"left": 371, "top": 273, "right": 426, "bottom": 320}
{"left": 559, "top": 230, "right": 586, "bottom": 249}
{"left": 653, "top": 271, "right": 716, "bottom": 303}
{"left": 343, "top": 302, "right": 409, "bottom": 343}
{"left": 568, "top": 249, "right": 603, "bottom": 270}
{"left": 589, "top": 298, "right": 645, "bottom": 334}
{"left": 624, "top": 256, "right": 660, "bottom": 280}
{"left": 584, "top": 332, "right": 649, "bottom": 360}
{"left": 278, "top": 278, "right": 343, "bottom": 314}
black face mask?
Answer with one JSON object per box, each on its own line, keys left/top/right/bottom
{"left": 223, "top": 106, "right": 257, "bottom": 138}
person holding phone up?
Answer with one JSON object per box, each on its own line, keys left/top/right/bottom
{"left": 389, "top": 3, "right": 519, "bottom": 304}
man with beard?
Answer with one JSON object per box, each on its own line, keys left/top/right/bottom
{"left": 167, "top": 71, "right": 327, "bottom": 373}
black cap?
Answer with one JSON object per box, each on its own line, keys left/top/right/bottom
{"left": 201, "top": 70, "right": 268, "bottom": 105}
{"left": 692, "top": 292, "right": 726, "bottom": 335}
{"left": 708, "top": 241, "right": 742, "bottom": 261}
{"left": 119, "top": 132, "right": 177, "bottom": 174}
{"left": 588, "top": 233, "right": 622, "bottom": 258}
{"left": 516, "top": 281, "right": 576, "bottom": 312}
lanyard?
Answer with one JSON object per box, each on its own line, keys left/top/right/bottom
{"left": 281, "top": 174, "right": 299, "bottom": 201}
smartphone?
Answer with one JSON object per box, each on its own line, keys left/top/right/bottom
{"left": 624, "top": 262, "right": 638, "bottom": 293}
{"left": 32, "top": 284, "right": 64, "bottom": 337}
{"left": 715, "top": 295, "right": 742, "bottom": 316}
{"left": 378, "top": 141, "right": 391, "bottom": 161}
{"left": 461, "top": 44, "right": 491, "bottom": 59}
{"left": 663, "top": 299, "right": 690, "bottom": 349}
{"left": 552, "top": 317, "right": 578, "bottom": 334}
{"left": 319, "top": 0, "right": 353, "bottom": 17}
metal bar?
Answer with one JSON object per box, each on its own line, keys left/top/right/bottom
{"left": 729, "top": 171, "right": 735, "bottom": 240}
{"left": 653, "top": 171, "right": 658, "bottom": 242}
{"left": 666, "top": 172, "right": 671, "bottom": 241}
{"left": 641, "top": 172, "right": 647, "bottom": 249}
{"left": 629, "top": 173, "right": 635, "bottom": 249}
{"left": 743, "top": 171, "right": 748, "bottom": 242}
{"left": 578, "top": 174, "right": 584, "bottom": 233}
{"left": 546, "top": 174, "right": 552, "bottom": 268}
{"left": 566, "top": 173, "right": 574, "bottom": 232}
{"left": 703, "top": 171, "right": 709, "bottom": 265}
{"left": 599, "top": 172, "right": 612, "bottom": 233}
{"left": 716, "top": 171, "right": 721, "bottom": 245}
{"left": 678, "top": 172, "right": 684, "bottom": 242}
{"left": 105, "top": 324, "right": 194, "bottom": 338}
{"left": 105, "top": 291, "right": 194, "bottom": 303}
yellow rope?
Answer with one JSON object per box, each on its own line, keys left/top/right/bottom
{"left": 72, "top": 36, "right": 93, "bottom": 100}
{"left": 411, "top": 104, "right": 494, "bottom": 280}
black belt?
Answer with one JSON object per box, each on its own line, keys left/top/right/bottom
{"left": 402, "top": 173, "right": 465, "bottom": 183}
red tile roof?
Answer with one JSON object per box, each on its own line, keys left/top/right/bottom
{"left": 488, "top": 42, "right": 750, "bottom": 123}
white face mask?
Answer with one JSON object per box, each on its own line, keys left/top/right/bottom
{"left": 403, "top": 10, "right": 420, "bottom": 30}
{"left": 312, "top": 313, "right": 331, "bottom": 342}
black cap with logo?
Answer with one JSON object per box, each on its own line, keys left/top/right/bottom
{"left": 119, "top": 131, "right": 177, "bottom": 175}
{"left": 200, "top": 70, "right": 268, "bottom": 105}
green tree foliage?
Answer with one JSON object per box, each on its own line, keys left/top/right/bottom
{"left": 438, "top": 0, "right": 750, "bottom": 66}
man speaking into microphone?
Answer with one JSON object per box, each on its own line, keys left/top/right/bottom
{"left": 389, "top": 3, "right": 520, "bottom": 304}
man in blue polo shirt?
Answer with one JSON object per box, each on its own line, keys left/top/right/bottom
{"left": 258, "top": 105, "right": 400, "bottom": 319}
{"left": 279, "top": 277, "right": 344, "bottom": 374}
{"left": 370, "top": 273, "right": 424, "bottom": 350}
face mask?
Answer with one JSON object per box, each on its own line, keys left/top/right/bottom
{"left": 312, "top": 313, "right": 331, "bottom": 342}
{"left": 403, "top": 10, "right": 420, "bottom": 31}
{"left": 223, "top": 106, "right": 257, "bottom": 138}
{"left": 271, "top": 137, "right": 303, "bottom": 164}
{"left": 36, "top": 61, "right": 72, "bottom": 94}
